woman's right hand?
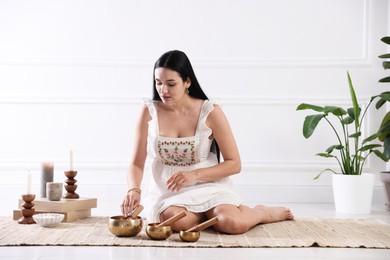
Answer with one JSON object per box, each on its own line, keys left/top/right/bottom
{"left": 121, "top": 189, "right": 141, "bottom": 217}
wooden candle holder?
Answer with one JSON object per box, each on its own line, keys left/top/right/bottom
{"left": 18, "top": 194, "right": 36, "bottom": 224}
{"left": 63, "top": 171, "right": 80, "bottom": 199}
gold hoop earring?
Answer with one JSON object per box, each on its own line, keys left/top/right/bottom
{"left": 186, "top": 88, "right": 190, "bottom": 95}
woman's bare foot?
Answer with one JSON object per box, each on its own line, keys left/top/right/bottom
{"left": 254, "top": 205, "right": 294, "bottom": 224}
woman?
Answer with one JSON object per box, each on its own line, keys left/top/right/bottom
{"left": 121, "top": 50, "right": 294, "bottom": 234}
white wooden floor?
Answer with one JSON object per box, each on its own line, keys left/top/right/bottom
{"left": 1, "top": 203, "right": 389, "bottom": 260}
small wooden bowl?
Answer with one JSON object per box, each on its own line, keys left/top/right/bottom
{"left": 146, "top": 223, "right": 172, "bottom": 240}
{"left": 108, "top": 215, "right": 143, "bottom": 237}
{"left": 179, "top": 230, "right": 200, "bottom": 242}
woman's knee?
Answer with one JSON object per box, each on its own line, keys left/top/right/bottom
{"left": 214, "top": 215, "right": 249, "bottom": 235}
{"left": 159, "top": 207, "right": 202, "bottom": 232}
{"left": 159, "top": 207, "right": 180, "bottom": 223}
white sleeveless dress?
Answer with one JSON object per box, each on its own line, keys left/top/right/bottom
{"left": 143, "top": 98, "right": 242, "bottom": 222}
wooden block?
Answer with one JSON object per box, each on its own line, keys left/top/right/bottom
{"left": 13, "top": 209, "right": 91, "bottom": 222}
{"left": 18, "top": 197, "right": 97, "bottom": 212}
{"left": 62, "top": 209, "right": 91, "bottom": 222}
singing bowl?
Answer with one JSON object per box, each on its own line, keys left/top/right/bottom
{"left": 179, "top": 230, "right": 200, "bottom": 242}
{"left": 146, "top": 223, "right": 172, "bottom": 240}
{"left": 108, "top": 215, "right": 143, "bottom": 237}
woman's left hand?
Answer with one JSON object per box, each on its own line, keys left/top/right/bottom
{"left": 166, "top": 170, "right": 199, "bottom": 192}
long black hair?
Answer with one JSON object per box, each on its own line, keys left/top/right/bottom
{"left": 152, "top": 50, "right": 221, "bottom": 162}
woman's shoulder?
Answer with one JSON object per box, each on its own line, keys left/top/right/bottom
{"left": 143, "top": 97, "right": 156, "bottom": 105}
{"left": 202, "top": 100, "right": 227, "bottom": 130}
{"left": 142, "top": 97, "right": 158, "bottom": 119}
{"left": 207, "top": 100, "right": 228, "bottom": 126}
{"left": 203, "top": 99, "right": 222, "bottom": 114}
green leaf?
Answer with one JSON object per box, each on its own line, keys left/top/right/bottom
{"left": 316, "top": 153, "right": 336, "bottom": 158}
{"left": 379, "top": 123, "right": 390, "bottom": 134}
{"left": 383, "top": 61, "right": 390, "bottom": 70}
{"left": 341, "top": 116, "right": 354, "bottom": 124}
{"left": 296, "top": 103, "right": 324, "bottom": 112}
{"left": 347, "top": 107, "right": 361, "bottom": 119}
{"left": 379, "top": 120, "right": 390, "bottom": 132}
{"left": 378, "top": 117, "right": 390, "bottom": 142}
{"left": 379, "top": 92, "right": 390, "bottom": 101}
{"left": 379, "top": 53, "right": 390, "bottom": 59}
{"left": 324, "top": 106, "right": 347, "bottom": 116}
{"left": 376, "top": 98, "right": 387, "bottom": 109}
{"left": 355, "top": 155, "right": 365, "bottom": 161}
{"left": 313, "top": 168, "right": 337, "bottom": 180}
{"left": 347, "top": 107, "right": 354, "bottom": 118}
{"left": 349, "top": 132, "right": 361, "bottom": 138}
{"left": 380, "top": 111, "right": 390, "bottom": 125}
{"left": 347, "top": 72, "right": 360, "bottom": 128}
{"left": 363, "top": 132, "right": 382, "bottom": 143}
{"left": 358, "top": 144, "right": 382, "bottom": 152}
{"left": 302, "top": 114, "right": 325, "bottom": 138}
{"left": 381, "top": 36, "right": 390, "bottom": 45}
{"left": 379, "top": 76, "right": 390, "bottom": 83}
{"left": 373, "top": 150, "right": 389, "bottom": 162}
{"left": 384, "top": 136, "right": 390, "bottom": 160}
{"left": 325, "top": 145, "right": 343, "bottom": 154}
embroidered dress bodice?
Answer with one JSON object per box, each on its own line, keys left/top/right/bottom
{"left": 143, "top": 98, "right": 242, "bottom": 222}
{"left": 157, "top": 137, "right": 196, "bottom": 166}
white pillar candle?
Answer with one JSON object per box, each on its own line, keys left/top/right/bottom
{"left": 69, "top": 147, "right": 73, "bottom": 171}
{"left": 27, "top": 168, "right": 32, "bottom": 194}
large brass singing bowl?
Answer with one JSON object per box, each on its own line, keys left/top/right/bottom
{"left": 108, "top": 216, "right": 143, "bottom": 237}
{"left": 146, "top": 223, "right": 172, "bottom": 240}
{"left": 179, "top": 230, "right": 200, "bottom": 242}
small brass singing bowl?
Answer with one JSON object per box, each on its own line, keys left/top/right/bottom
{"left": 108, "top": 216, "right": 143, "bottom": 237}
{"left": 179, "top": 230, "right": 200, "bottom": 242}
{"left": 146, "top": 223, "right": 172, "bottom": 240}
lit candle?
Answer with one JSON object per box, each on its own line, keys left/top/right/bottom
{"left": 69, "top": 147, "right": 73, "bottom": 171}
{"left": 27, "top": 168, "right": 32, "bottom": 194}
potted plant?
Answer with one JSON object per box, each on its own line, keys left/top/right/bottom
{"left": 296, "top": 72, "right": 388, "bottom": 214}
{"left": 376, "top": 36, "right": 390, "bottom": 210}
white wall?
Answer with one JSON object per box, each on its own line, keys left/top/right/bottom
{"left": 0, "top": 0, "right": 389, "bottom": 216}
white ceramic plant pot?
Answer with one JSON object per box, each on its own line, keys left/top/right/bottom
{"left": 332, "top": 173, "right": 374, "bottom": 214}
